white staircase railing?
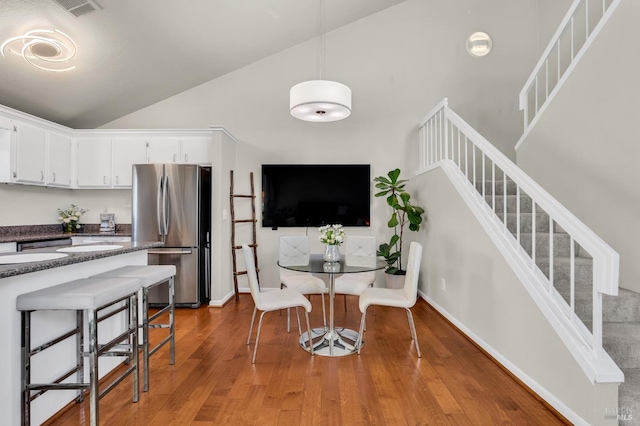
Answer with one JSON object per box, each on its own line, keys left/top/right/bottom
{"left": 417, "top": 98, "right": 621, "bottom": 382}
{"left": 517, "top": 0, "right": 621, "bottom": 149}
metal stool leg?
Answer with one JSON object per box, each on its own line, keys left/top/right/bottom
{"left": 88, "top": 308, "right": 99, "bottom": 426}
{"left": 142, "top": 287, "right": 150, "bottom": 392}
{"left": 168, "top": 277, "right": 175, "bottom": 365}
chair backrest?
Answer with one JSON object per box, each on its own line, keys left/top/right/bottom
{"left": 403, "top": 242, "right": 423, "bottom": 304}
{"left": 344, "top": 236, "right": 376, "bottom": 267}
{"left": 242, "top": 244, "right": 262, "bottom": 306}
{"left": 279, "top": 236, "right": 311, "bottom": 267}
{"left": 344, "top": 236, "right": 376, "bottom": 256}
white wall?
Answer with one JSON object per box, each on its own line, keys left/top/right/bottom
{"left": 413, "top": 166, "right": 618, "bottom": 425}
{"left": 102, "top": 0, "right": 544, "bottom": 297}
{"left": 516, "top": 0, "right": 640, "bottom": 293}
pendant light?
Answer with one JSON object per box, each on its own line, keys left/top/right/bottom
{"left": 290, "top": 0, "right": 351, "bottom": 122}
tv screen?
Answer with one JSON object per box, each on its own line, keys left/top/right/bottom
{"left": 262, "top": 164, "right": 370, "bottom": 227}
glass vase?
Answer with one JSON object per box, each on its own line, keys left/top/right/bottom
{"left": 323, "top": 244, "right": 340, "bottom": 263}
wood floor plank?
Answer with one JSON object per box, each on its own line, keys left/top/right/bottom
{"left": 43, "top": 296, "right": 568, "bottom": 426}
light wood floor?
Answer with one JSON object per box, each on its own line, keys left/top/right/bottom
{"left": 47, "top": 295, "right": 567, "bottom": 425}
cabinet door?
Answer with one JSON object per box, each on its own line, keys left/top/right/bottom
{"left": 181, "top": 137, "right": 211, "bottom": 164}
{"left": 0, "top": 242, "right": 17, "bottom": 253}
{"left": 112, "top": 138, "right": 147, "bottom": 187}
{"left": 147, "top": 139, "right": 180, "bottom": 164}
{"left": 46, "top": 132, "right": 72, "bottom": 187}
{"left": 15, "top": 121, "right": 46, "bottom": 184}
{"left": 77, "top": 138, "right": 112, "bottom": 187}
{"left": 0, "top": 116, "right": 15, "bottom": 183}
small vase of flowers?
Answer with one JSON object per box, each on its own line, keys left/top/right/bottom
{"left": 58, "top": 204, "right": 88, "bottom": 233}
{"left": 319, "top": 224, "right": 345, "bottom": 262}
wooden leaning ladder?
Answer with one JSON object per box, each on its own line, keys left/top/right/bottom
{"left": 230, "top": 170, "right": 259, "bottom": 301}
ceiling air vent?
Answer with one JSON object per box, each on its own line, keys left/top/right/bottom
{"left": 51, "top": 0, "right": 101, "bottom": 17}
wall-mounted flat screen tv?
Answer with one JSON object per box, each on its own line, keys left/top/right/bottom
{"left": 262, "top": 164, "right": 370, "bottom": 227}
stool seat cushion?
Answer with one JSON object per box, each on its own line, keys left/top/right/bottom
{"left": 91, "top": 265, "right": 176, "bottom": 288}
{"left": 17, "top": 277, "right": 141, "bottom": 311}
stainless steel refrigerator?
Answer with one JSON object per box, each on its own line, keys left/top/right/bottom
{"left": 132, "top": 164, "right": 211, "bottom": 307}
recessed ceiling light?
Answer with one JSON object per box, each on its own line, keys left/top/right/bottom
{"left": 1, "top": 29, "right": 77, "bottom": 72}
{"left": 466, "top": 32, "right": 492, "bottom": 57}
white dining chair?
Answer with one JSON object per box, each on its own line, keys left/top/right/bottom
{"left": 242, "top": 244, "right": 314, "bottom": 363}
{"left": 334, "top": 236, "right": 376, "bottom": 311}
{"left": 279, "top": 236, "right": 327, "bottom": 331}
{"left": 355, "top": 241, "right": 423, "bottom": 358}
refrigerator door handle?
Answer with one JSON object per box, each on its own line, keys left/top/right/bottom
{"left": 163, "top": 175, "right": 170, "bottom": 235}
{"left": 157, "top": 176, "right": 164, "bottom": 236}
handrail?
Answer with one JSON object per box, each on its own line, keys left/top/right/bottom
{"left": 517, "top": 0, "right": 621, "bottom": 146}
{"left": 417, "top": 98, "right": 620, "bottom": 372}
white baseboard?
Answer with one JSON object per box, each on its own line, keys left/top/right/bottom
{"left": 417, "top": 290, "right": 588, "bottom": 426}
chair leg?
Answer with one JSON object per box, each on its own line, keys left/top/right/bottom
{"left": 287, "top": 308, "right": 291, "bottom": 333}
{"left": 304, "top": 310, "right": 314, "bottom": 355}
{"left": 356, "top": 309, "right": 368, "bottom": 354}
{"left": 295, "top": 307, "right": 302, "bottom": 335}
{"left": 405, "top": 308, "right": 421, "bottom": 358}
{"left": 247, "top": 306, "right": 257, "bottom": 345}
{"left": 344, "top": 294, "right": 347, "bottom": 312}
{"left": 252, "top": 311, "right": 267, "bottom": 364}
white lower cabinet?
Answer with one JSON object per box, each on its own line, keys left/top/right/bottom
{"left": 77, "top": 138, "right": 112, "bottom": 187}
{"left": 71, "top": 236, "right": 131, "bottom": 245}
{"left": 0, "top": 242, "right": 17, "bottom": 253}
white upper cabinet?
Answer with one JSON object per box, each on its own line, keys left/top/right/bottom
{"left": 46, "top": 131, "right": 73, "bottom": 187}
{"left": 181, "top": 137, "right": 211, "bottom": 164}
{"left": 77, "top": 138, "right": 112, "bottom": 187}
{"left": 15, "top": 121, "right": 46, "bottom": 184}
{"left": 0, "top": 116, "right": 15, "bottom": 183}
{"left": 147, "top": 138, "right": 181, "bottom": 164}
{"left": 112, "top": 138, "right": 147, "bottom": 187}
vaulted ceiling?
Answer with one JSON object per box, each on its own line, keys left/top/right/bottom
{"left": 0, "top": 0, "right": 407, "bottom": 128}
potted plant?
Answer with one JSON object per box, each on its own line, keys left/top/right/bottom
{"left": 374, "top": 168, "right": 425, "bottom": 288}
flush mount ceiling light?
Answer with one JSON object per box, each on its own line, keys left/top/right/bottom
{"left": 466, "top": 32, "right": 492, "bottom": 57}
{"left": 1, "top": 29, "right": 77, "bottom": 72}
{"left": 290, "top": 0, "right": 351, "bottom": 122}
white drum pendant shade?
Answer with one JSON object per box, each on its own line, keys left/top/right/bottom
{"left": 290, "top": 80, "right": 352, "bottom": 122}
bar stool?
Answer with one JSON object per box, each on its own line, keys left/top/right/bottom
{"left": 91, "top": 265, "right": 176, "bottom": 392}
{"left": 16, "top": 277, "right": 141, "bottom": 426}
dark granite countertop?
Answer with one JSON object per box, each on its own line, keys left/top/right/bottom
{"left": 0, "top": 241, "right": 162, "bottom": 279}
{"left": 0, "top": 224, "right": 132, "bottom": 244}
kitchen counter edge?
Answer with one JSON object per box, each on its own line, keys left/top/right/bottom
{"left": 0, "top": 241, "right": 162, "bottom": 279}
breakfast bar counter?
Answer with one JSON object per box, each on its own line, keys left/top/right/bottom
{"left": 0, "top": 241, "right": 162, "bottom": 425}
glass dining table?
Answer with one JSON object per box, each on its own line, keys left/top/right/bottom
{"left": 278, "top": 254, "right": 386, "bottom": 357}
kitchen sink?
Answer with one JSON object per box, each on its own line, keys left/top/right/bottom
{"left": 0, "top": 253, "right": 69, "bottom": 264}
{"left": 56, "top": 245, "right": 124, "bottom": 253}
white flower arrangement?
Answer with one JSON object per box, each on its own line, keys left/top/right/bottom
{"left": 58, "top": 204, "right": 88, "bottom": 232}
{"left": 319, "top": 224, "right": 345, "bottom": 246}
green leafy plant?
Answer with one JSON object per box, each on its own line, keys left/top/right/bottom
{"left": 374, "top": 168, "right": 425, "bottom": 275}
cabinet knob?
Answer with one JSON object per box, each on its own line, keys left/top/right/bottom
{"left": 103, "top": 175, "right": 107, "bottom": 185}
{"left": 12, "top": 171, "right": 16, "bottom": 178}
{"left": 185, "top": 154, "right": 189, "bottom": 162}
{"left": 40, "top": 171, "right": 44, "bottom": 181}
{"left": 52, "top": 172, "right": 56, "bottom": 182}
{"left": 116, "top": 176, "right": 119, "bottom": 184}
{"left": 173, "top": 154, "right": 177, "bottom": 163}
